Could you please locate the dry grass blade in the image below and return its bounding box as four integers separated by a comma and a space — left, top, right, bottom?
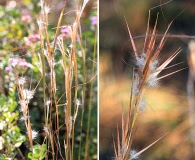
152, 21, 173, 61
125, 16, 138, 60
113, 134, 118, 159
155, 61, 185, 72
117, 124, 121, 159
130, 133, 169, 159
123, 125, 139, 160
145, 13, 159, 59
154, 48, 182, 77
157, 67, 188, 81
143, 11, 150, 52
125, 69, 135, 140
52, 2, 66, 55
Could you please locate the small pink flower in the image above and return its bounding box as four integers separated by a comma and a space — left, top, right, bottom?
9, 58, 18, 67
18, 61, 34, 69
91, 16, 97, 26
18, 61, 28, 67
5, 66, 13, 72
21, 15, 31, 22
7, 58, 34, 71
59, 26, 71, 39
28, 34, 41, 44
61, 26, 70, 34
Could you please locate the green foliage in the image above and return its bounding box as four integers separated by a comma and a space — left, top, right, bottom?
0, 94, 26, 157
0, 6, 25, 51
27, 144, 46, 160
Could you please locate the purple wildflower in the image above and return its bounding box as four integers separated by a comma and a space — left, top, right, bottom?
27, 34, 41, 45
61, 26, 70, 34
59, 26, 71, 39
5, 66, 13, 72
91, 16, 97, 26
18, 61, 33, 68
9, 58, 19, 67
6, 58, 34, 72
21, 15, 31, 22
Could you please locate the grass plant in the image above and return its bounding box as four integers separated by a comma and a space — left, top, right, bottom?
1, 0, 97, 159
113, 8, 186, 160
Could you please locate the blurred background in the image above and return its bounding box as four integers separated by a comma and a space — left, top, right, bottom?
99, 0, 195, 159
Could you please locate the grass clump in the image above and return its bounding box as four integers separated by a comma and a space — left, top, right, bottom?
1, 0, 97, 159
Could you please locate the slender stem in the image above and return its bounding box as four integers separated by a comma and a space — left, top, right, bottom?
78, 38, 87, 160
84, 29, 97, 160
17, 147, 25, 160
71, 14, 80, 160
78, 106, 85, 160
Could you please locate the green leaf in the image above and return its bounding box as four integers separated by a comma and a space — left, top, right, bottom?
28, 144, 46, 160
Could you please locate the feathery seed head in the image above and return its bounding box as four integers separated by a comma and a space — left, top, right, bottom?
132, 78, 139, 95
140, 98, 146, 112
19, 116, 25, 121
147, 74, 158, 87
19, 99, 27, 106
149, 59, 159, 72
129, 150, 139, 160
20, 115, 30, 121
31, 130, 39, 140
19, 100, 28, 112
43, 127, 49, 134
39, 0, 44, 8
76, 99, 82, 107
44, 5, 51, 14
37, 19, 46, 30
18, 77, 26, 86
120, 146, 127, 157
136, 53, 146, 69
22, 89, 34, 101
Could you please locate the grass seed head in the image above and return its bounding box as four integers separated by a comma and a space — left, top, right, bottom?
129, 149, 139, 160
136, 53, 146, 69
140, 98, 146, 112
22, 89, 34, 101
149, 59, 159, 72
31, 130, 39, 140
18, 77, 26, 86
147, 74, 158, 87
132, 79, 139, 95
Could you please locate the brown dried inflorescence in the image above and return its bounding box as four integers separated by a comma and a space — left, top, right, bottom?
113, 12, 186, 160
